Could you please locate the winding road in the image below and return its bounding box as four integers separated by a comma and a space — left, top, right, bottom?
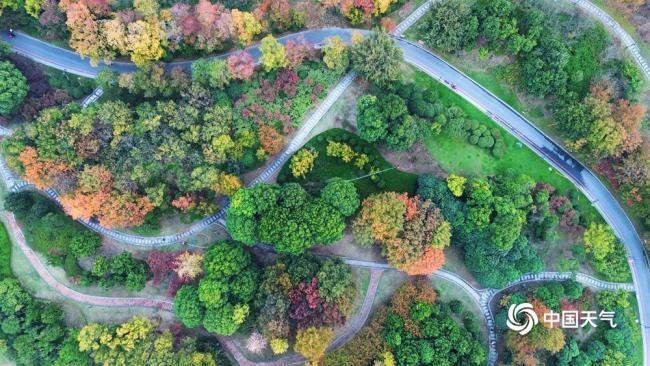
2, 207, 635, 366
1, 0, 649, 364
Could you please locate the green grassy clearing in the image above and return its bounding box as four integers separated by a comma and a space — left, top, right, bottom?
411, 69, 598, 219
2, 214, 175, 328
373, 270, 408, 309
279, 128, 418, 198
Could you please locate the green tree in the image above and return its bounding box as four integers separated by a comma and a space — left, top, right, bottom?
203, 304, 240, 335
68, 231, 101, 257
177, 241, 258, 335
597, 290, 630, 310
227, 214, 257, 245
320, 178, 360, 217
198, 276, 229, 308
356, 95, 387, 142
278, 183, 310, 209
520, 32, 569, 97
204, 241, 252, 277
0, 61, 28, 115
260, 35, 288, 71
467, 179, 494, 228
583, 223, 616, 261
489, 197, 526, 251
350, 31, 403, 87
317, 258, 353, 302
386, 114, 420, 150
472, 0, 518, 50
54, 331, 92, 366
0, 0, 22, 16
191, 59, 231, 89
418, 0, 478, 52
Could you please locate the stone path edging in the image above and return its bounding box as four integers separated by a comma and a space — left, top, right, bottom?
2, 206, 635, 366
570, 0, 650, 80
2, 211, 173, 311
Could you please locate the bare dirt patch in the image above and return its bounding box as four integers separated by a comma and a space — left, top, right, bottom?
443, 246, 481, 288
379, 142, 447, 176
313, 230, 384, 262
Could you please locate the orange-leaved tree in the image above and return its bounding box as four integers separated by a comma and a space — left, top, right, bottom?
18, 147, 71, 190
353, 192, 451, 275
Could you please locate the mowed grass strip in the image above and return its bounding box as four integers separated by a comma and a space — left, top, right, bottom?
411, 69, 598, 218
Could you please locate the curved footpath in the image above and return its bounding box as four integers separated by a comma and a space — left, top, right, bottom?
3, 207, 634, 366
570, 0, 650, 80
3, 205, 384, 366
1, 0, 649, 363
2, 211, 173, 311
399, 40, 650, 363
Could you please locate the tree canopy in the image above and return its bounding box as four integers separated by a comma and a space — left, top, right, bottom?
0, 60, 28, 115
351, 31, 403, 87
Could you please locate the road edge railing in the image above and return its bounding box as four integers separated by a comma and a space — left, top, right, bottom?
570, 0, 650, 80
2, 206, 636, 366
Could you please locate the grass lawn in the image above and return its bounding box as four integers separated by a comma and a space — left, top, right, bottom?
279, 128, 418, 198
1, 214, 177, 328
411, 69, 599, 219
0, 222, 12, 280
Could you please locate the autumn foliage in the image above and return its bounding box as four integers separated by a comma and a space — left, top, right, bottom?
353, 192, 451, 275
18, 147, 70, 190
227, 51, 256, 80
401, 247, 445, 276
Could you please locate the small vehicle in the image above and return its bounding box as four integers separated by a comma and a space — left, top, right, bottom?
451, 83, 458, 90
8, 29, 15, 38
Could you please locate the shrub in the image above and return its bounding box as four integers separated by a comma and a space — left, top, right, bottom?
63, 255, 82, 277
478, 136, 495, 148
449, 299, 464, 314
270, 338, 289, 354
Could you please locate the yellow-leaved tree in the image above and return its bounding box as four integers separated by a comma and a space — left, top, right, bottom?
294, 326, 335, 364
232, 9, 262, 45
259, 35, 288, 71
126, 17, 165, 66
289, 148, 318, 178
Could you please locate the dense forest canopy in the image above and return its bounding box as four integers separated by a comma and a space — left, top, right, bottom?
3, 48, 343, 227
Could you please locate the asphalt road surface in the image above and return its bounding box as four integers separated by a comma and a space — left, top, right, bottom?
2, 27, 649, 363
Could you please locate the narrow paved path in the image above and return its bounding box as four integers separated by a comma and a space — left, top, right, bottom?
218, 268, 383, 366
0, 72, 359, 246
2, 211, 173, 311
6, 207, 635, 366
1, 0, 649, 363
2, 199, 635, 365
570, 0, 650, 79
